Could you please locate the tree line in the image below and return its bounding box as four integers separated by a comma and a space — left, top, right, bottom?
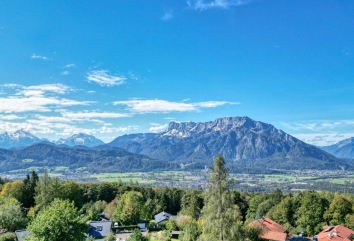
0, 155, 354, 240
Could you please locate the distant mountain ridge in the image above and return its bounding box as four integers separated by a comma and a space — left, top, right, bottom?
109, 116, 348, 170
55, 133, 104, 147
0, 130, 47, 149
0, 131, 105, 149
0, 143, 178, 172
321, 137, 354, 159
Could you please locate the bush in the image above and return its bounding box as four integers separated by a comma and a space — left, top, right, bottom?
0, 232, 16, 241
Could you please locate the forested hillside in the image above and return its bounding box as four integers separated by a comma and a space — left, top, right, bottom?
1, 156, 354, 240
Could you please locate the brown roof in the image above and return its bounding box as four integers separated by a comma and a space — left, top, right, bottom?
250, 217, 287, 241
317, 225, 354, 241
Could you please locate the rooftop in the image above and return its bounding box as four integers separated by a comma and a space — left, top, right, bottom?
316, 225, 354, 241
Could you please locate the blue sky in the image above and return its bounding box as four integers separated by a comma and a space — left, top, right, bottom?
0, 0, 353, 145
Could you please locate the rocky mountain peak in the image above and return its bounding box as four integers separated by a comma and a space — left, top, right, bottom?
55, 133, 104, 147
109, 116, 341, 170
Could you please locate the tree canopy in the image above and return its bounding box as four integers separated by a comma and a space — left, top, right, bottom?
26, 199, 88, 241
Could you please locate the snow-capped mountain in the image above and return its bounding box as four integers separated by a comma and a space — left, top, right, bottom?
55, 133, 104, 147
0, 130, 46, 149
109, 117, 345, 170
321, 137, 354, 159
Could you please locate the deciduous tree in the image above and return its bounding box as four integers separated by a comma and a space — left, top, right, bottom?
112, 191, 143, 225
324, 194, 353, 225
27, 199, 88, 241
0, 198, 26, 232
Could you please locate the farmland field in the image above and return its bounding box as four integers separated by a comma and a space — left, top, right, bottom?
1, 168, 354, 193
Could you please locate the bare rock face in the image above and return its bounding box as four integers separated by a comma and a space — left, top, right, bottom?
110, 117, 346, 170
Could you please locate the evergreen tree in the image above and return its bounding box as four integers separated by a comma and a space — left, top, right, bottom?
34, 169, 63, 212
198, 155, 243, 241
180, 190, 203, 219
22, 171, 39, 209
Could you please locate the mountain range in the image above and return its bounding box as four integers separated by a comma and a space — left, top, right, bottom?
109, 117, 349, 170
0, 117, 353, 172
55, 133, 104, 147
0, 131, 104, 149
320, 137, 354, 159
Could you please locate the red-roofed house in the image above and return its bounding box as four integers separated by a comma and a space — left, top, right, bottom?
315, 225, 354, 241
250, 217, 288, 241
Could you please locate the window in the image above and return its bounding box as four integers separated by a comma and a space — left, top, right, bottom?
96, 226, 103, 231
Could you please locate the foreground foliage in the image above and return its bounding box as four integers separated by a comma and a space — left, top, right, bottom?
26, 199, 88, 241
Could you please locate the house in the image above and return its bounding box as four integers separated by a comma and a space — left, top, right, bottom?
137, 219, 149, 231
250, 217, 287, 241
314, 225, 354, 241
154, 211, 172, 226
88, 221, 112, 240
15, 230, 30, 241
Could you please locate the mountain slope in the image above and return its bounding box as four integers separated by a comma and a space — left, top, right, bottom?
0, 130, 46, 149
321, 137, 354, 159
0, 143, 179, 172
109, 117, 347, 170
55, 133, 104, 147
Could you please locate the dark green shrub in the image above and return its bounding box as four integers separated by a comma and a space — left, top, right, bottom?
0, 232, 16, 241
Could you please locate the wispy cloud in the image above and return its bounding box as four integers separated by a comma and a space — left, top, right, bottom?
0, 84, 88, 113
292, 133, 354, 146
280, 119, 354, 145
87, 70, 127, 87
113, 99, 237, 113
0, 116, 137, 140
280, 120, 354, 133
149, 123, 168, 133
60, 111, 129, 120
61, 71, 70, 76
161, 10, 173, 21
31, 54, 50, 60
342, 47, 352, 56
187, 0, 251, 10
0, 114, 24, 121
65, 64, 75, 68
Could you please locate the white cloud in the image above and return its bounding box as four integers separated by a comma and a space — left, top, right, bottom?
293, 133, 354, 146
0, 84, 88, 113
280, 120, 354, 133
87, 70, 127, 87
60, 111, 129, 120
61, 71, 70, 76
149, 123, 168, 133
31, 54, 50, 60
0, 114, 24, 121
0, 96, 88, 113
113, 99, 236, 113
161, 10, 173, 21
187, 0, 251, 10
21, 84, 70, 96
65, 64, 75, 68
